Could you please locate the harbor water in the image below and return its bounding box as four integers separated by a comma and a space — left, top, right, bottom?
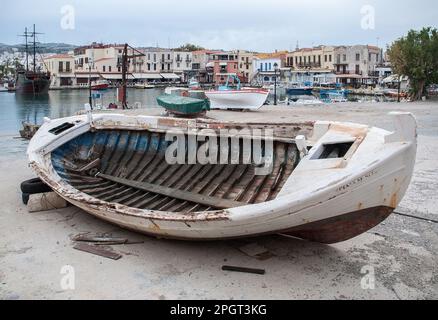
0, 88, 166, 136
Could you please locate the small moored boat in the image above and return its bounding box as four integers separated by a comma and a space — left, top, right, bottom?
27, 111, 416, 244
91, 80, 110, 91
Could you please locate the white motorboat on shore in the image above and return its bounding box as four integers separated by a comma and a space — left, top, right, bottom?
205, 75, 269, 110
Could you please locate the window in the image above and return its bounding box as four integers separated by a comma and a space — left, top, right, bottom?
58, 61, 64, 72
329, 55, 332, 62
103, 66, 106, 72
109, 66, 111, 72
268, 63, 271, 70
356, 53, 360, 61
147, 63, 150, 71
85, 57, 89, 64
343, 54, 347, 62
153, 54, 156, 62
118, 67, 121, 72
154, 64, 156, 71
355, 64, 360, 74
324, 55, 327, 62
177, 63, 180, 68
66, 61, 71, 72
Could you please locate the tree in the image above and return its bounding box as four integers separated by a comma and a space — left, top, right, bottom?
176, 43, 205, 52
388, 27, 438, 100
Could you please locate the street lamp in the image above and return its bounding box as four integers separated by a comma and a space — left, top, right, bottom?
273, 62, 279, 106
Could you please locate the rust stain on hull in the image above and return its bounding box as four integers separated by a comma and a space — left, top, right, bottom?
281, 206, 394, 244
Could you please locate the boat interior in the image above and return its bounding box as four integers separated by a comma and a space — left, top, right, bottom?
51, 129, 302, 213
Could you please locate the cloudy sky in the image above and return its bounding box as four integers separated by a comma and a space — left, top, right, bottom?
1, 0, 437, 51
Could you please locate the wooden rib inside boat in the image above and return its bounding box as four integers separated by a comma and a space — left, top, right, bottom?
51, 130, 300, 213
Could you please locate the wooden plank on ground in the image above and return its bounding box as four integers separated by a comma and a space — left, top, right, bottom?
73, 243, 122, 260
97, 173, 245, 209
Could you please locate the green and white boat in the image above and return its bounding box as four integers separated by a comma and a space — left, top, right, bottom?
157, 94, 210, 116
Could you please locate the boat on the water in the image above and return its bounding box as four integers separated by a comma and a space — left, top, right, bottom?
91, 79, 110, 91
188, 78, 201, 90
27, 111, 416, 244
134, 82, 155, 89
286, 82, 314, 96
205, 74, 268, 110
383, 89, 408, 99
15, 25, 51, 95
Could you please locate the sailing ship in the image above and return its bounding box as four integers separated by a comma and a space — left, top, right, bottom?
15, 25, 50, 95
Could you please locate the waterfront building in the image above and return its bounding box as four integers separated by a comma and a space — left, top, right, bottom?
207, 51, 239, 85
191, 49, 222, 83
286, 46, 335, 71
73, 43, 126, 86
172, 50, 192, 81
252, 51, 287, 85
44, 54, 75, 88
236, 50, 256, 84
333, 45, 381, 86
138, 47, 183, 82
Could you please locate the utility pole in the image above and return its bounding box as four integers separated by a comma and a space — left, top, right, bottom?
88, 63, 93, 109
121, 43, 128, 109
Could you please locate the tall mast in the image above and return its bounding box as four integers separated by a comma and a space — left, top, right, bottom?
25, 27, 29, 71
33, 24, 36, 73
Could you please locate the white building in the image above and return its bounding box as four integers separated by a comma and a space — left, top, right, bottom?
252, 56, 282, 84
44, 54, 75, 88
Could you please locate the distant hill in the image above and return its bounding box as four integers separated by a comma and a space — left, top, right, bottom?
0, 42, 77, 54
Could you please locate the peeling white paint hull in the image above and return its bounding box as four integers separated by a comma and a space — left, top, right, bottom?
27, 112, 417, 243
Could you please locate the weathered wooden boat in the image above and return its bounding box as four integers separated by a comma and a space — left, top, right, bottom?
27, 111, 417, 244
157, 94, 210, 116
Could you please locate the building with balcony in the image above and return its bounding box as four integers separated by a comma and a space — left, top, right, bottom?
44, 54, 75, 88
191, 50, 222, 83
172, 51, 192, 81
286, 46, 335, 71
236, 50, 256, 84
206, 51, 239, 85
333, 45, 381, 86
252, 51, 287, 85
